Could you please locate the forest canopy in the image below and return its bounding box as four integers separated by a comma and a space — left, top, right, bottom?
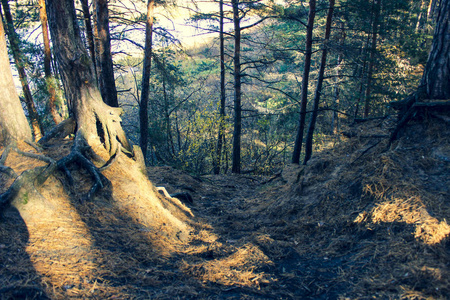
0, 0, 446, 174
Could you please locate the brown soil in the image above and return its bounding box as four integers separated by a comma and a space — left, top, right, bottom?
1, 116, 449, 299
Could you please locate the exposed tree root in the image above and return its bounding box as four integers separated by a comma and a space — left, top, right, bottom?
38, 117, 76, 145
0, 143, 56, 211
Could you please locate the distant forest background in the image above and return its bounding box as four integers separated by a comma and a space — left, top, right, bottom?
2, 0, 436, 174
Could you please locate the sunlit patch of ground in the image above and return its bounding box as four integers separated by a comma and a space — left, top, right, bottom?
1, 116, 449, 299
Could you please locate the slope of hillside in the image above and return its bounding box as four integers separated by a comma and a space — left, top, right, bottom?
1, 114, 449, 299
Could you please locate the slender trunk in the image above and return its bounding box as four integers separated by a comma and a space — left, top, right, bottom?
231, 0, 242, 174
291, 0, 316, 164
214, 0, 226, 174
1, 0, 44, 140
304, 0, 334, 165
39, 0, 62, 125
0, 17, 31, 143
95, 0, 118, 107
139, 0, 154, 162
363, 0, 381, 118
331, 22, 345, 135
80, 0, 98, 83
162, 74, 175, 156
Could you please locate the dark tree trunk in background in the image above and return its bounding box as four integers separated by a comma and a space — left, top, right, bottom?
420, 0, 450, 100
95, 0, 118, 107
214, 0, 226, 175
0, 17, 31, 144
80, 0, 98, 83
1, 0, 44, 140
139, 0, 155, 162
39, 0, 63, 125
363, 0, 381, 118
231, 0, 242, 174
304, 0, 334, 165
291, 0, 316, 164
331, 22, 345, 135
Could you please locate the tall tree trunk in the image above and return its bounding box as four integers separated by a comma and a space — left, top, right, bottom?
331, 22, 345, 135
304, 0, 334, 165
291, 0, 316, 164
95, 0, 118, 107
214, 0, 226, 175
139, 0, 155, 163
363, 0, 381, 118
46, 0, 130, 157
231, 0, 242, 174
139, 0, 155, 162
420, 0, 450, 99
0, 17, 31, 144
80, 0, 98, 83
1, 0, 44, 140
39, 0, 63, 125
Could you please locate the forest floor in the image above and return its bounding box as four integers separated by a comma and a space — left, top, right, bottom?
1, 114, 450, 299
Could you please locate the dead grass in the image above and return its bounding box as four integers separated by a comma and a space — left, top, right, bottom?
1, 115, 449, 299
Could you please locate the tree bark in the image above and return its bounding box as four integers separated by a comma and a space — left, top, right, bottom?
1, 0, 44, 140
39, 0, 63, 125
95, 0, 118, 107
80, 0, 98, 83
0, 17, 31, 144
304, 0, 334, 165
139, 0, 155, 162
291, 0, 316, 164
420, 0, 450, 99
231, 0, 242, 174
214, 0, 226, 175
46, 0, 130, 158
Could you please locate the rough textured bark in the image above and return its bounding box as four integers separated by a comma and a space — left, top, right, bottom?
420, 0, 450, 99
80, 0, 98, 83
291, 0, 316, 164
139, 0, 155, 162
214, 0, 226, 175
0, 17, 32, 144
39, 0, 63, 125
46, 0, 130, 158
95, 0, 118, 107
304, 0, 334, 165
231, 0, 242, 174
1, 0, 44, 140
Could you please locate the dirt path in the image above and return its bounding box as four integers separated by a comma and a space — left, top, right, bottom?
147, 168, 348, 299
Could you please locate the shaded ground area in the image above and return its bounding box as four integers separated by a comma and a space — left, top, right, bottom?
1, 115, 450, 299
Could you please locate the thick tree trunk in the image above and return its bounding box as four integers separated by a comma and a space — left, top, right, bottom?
304, 0, 334, 165
291, 0, 316, 164
1, 0, 44, 140
80, 0, 98, 83
0, 17, 31, 144
39, 0, 63, 125
231, 0, 242, 174
46, 0, 130, 158
139, 0, 155, 162
95, 0, 118, 107
420, 0, 450, 99
214, 0, 226, 175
